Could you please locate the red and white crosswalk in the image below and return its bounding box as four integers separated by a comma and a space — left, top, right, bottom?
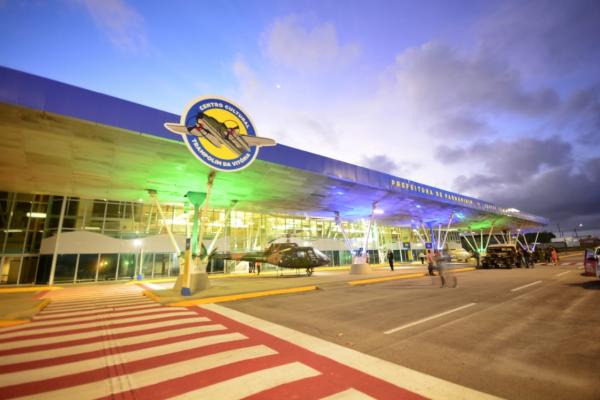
0, 284, 497, 399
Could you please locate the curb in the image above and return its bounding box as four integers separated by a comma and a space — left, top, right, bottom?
0, 286, 62, 294
0, 319, 29, 328
168, 285, 319, 307
348, 272, 428, 286
0, 298, 51, 328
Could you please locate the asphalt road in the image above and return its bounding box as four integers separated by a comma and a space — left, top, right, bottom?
225, 259, 600, 400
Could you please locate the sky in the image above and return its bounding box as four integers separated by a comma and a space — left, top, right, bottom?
0, 0, 599, 236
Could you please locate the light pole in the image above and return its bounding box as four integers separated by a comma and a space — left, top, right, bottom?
574, 223, 583, 239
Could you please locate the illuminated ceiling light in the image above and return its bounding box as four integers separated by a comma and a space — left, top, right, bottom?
415, 205, 421, 209
4, 229, 23, 233
133, 239, 142, 247
373, 209, 384, 215
84, 226, 100, 230
507, 208, 520, 213
26, 212, 47, 218
455, 212, 465, 220
138, 198, 143, 202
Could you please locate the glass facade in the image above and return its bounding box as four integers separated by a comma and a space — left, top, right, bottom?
0, 191, 459, 285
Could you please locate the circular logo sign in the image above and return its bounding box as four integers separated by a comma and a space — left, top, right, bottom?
166, 96, 275, 172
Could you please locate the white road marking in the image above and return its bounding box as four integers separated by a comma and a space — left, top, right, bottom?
0, 324, 227, 366
554, 271, 570, 278
1, 317, 209, 350
172, 362, 320, 400
205, 304, 501, 400
321, 388, 376, 399
22, 345, 278, 400
33, 304, 163, 320
0, 332, 247, 386
384, 303, 477, 335
510, 280, 542, 292
0, 310, 197, 338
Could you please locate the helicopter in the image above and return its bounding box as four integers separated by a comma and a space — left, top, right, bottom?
211, 240, 331, 276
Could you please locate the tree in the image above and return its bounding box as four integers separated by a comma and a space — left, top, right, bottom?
524, 231, 555, 244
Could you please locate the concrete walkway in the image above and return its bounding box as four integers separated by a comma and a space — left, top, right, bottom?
143, 263, 476, 306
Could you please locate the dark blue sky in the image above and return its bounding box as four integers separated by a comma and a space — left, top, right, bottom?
0, 0, 599, 234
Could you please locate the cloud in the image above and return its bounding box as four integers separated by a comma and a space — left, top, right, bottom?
478, 0, 600, 75
392, 42, 560, 118
76, 0, 148, 53
477, 159, 600, 232
439, 136, 573, 188
563, 84, 600, 145
262, 15, 360, 72
360, 155, 420, 176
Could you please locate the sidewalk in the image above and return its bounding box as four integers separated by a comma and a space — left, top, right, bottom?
143, 263, 476, 307
0, 289, 55, 327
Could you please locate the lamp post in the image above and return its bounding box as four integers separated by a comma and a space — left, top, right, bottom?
574, 223, 583, 239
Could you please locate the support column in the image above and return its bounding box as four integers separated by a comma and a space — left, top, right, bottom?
49, 196, 67, 286
148, 189, 181, 254
532, 230, 540, 251
204, 200, 238, 261
484, 222, 496, 252
440, 213, 454, 250
334, 212, 354, 255
349, 204, 377, 274
462, 232, 478, 254
176, 171, 215, 296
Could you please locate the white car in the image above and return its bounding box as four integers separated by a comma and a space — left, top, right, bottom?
448, 248, 473, 263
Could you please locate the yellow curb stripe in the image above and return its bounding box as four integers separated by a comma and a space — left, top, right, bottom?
36, 298, 51, 313
0, 286, 62, 293
169, 286, 318, 307
348, 273, 427, 286
0, 320, 29, 327
143, 290, 162, 303
126, 278, 177, 285
452, 267, 477, 273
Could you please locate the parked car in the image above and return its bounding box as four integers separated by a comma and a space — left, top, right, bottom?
481, 244, 518, 269
448, 248, 473, 262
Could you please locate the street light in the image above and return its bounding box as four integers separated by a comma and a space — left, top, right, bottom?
574, 223, 583, 239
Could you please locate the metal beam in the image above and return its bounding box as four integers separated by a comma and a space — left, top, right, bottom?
148, 190, 181, 254
204, 200, 238, 261
334, 211, 354, 254
440, 213, 454, 250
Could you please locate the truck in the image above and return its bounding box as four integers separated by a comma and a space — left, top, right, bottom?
481, 244, 519, 269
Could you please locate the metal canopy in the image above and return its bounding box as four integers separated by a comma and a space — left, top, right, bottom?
0, 66, 548, 231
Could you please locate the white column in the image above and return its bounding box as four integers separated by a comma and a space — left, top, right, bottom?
48, 196, 67, 286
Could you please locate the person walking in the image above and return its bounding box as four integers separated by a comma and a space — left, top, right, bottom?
256, 261, 261, 275
435, 250, 457, 288
387, 249, 394, 271
419, 252, 425, 265
551, 247, 559, 267
426, 250, 435, 276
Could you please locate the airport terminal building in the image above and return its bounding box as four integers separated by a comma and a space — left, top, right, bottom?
0, 66, 548, 285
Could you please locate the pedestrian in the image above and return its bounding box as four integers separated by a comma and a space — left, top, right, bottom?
419, 252, 425, 265
551, 247, 559, 267
249, 260, 255, 274
523, 249, 532, 268
256, 261, 261, 275
435, 250, 457, 288
387, 249, 394, 271
545, 247, 552, 264
426, 250, 435, 276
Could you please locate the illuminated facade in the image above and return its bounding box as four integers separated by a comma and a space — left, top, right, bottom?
0, 67, 546, 285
